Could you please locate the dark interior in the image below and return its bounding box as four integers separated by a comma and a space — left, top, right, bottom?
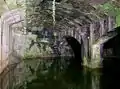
101, 27, 120, 89
65, 36, 83, 69
103, 34, 120, 58
102, 27, 120, 74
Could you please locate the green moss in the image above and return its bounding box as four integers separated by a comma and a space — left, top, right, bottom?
23, 54, 36, 60
98, 2, 120, 27
83, 56, 88, 66
116, 14, 120, 27
23, 52, 39, 60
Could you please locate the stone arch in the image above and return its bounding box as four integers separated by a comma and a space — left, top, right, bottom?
0, 9, 25, 62
61, 35, 84, 65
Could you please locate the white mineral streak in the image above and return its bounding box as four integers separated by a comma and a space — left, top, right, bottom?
52, 0, 56, 27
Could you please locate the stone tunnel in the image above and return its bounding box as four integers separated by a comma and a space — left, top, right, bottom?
0, 0, 120, 89
54, 16, 116, 68
0, 8, 117, 72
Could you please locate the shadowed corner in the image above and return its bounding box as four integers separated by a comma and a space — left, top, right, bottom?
100, 26, 120, 89
102, 26, 120, 74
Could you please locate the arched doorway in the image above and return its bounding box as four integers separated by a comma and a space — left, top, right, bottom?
64, 36, 84, 66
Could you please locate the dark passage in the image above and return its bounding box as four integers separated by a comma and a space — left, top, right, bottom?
102, 26, 120, 57
65, 36, 83, 69
101, 27, 120, 89
102, 27, 120, 73
103, 35, 120, 58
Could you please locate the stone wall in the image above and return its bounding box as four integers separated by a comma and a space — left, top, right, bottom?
0, 0, 117, 70
0, 9, 24, 73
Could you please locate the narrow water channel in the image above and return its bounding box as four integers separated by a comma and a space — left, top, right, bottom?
16, 57, 120, 89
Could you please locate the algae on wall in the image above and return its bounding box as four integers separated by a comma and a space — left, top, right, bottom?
95, 1, 120, 27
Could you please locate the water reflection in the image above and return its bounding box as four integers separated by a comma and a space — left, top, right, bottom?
100, 70, 120, 89
17, 57, 120, 89
101, 58, 120, 89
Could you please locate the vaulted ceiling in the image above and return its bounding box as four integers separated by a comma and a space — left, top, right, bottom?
0, 0, 111, 30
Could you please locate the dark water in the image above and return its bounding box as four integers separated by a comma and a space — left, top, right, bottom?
20, 57, 120, 89
21, 27, 120, 89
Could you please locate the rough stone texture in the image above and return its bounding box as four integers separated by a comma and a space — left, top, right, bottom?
0, 0, 117, 74
91, 44, 101, 68
0, 9, 24, 75
25, 0, 109, 31
0, 8, 116, 69
12, 31, 38, 57
0, 0, 119, 89
89, 31, 117, 68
